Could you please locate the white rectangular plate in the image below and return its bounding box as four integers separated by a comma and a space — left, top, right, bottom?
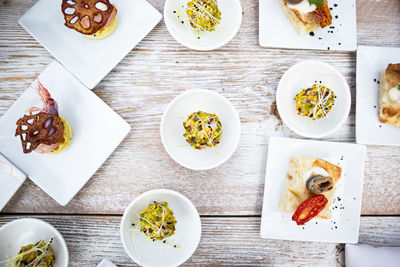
0, 154, 26, 211
259, 0, 357, 51
260, 137, 366, 243
356, 46, 400, 146
0, 61, 131, 206
19, 0, 162, 89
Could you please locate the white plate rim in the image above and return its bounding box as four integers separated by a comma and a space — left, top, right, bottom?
120, 189, 202, 267
160, 89, 241, 170
163, 0, 243, 51
0, 218, 69, 267
276, 60, 351, 138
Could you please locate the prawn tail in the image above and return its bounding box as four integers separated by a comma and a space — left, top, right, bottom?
32, 78, 51, 104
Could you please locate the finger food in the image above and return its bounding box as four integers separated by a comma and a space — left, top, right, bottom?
183, 111, 223, 149
295, 83, 336, 120
61, 0, 118, 39
279, 0, 332, 35
186, 0, 221, 32
14, 80, 72, 154
136, 202, 177, 241
280, 156, 342, 222
6, 239, 55, 267
378, 63, 400, 127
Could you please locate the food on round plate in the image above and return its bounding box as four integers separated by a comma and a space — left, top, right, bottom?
6, 239, 55, 267
137, 202, 177, 241
378, 63, 400, 127
183, 111, 223, 150
186, 0, 221, 32
280, 156, 342, 224
279, 0, 332, 35
61, 0, 118, 39
295, 83, 336, 120
14, 80, 72, 154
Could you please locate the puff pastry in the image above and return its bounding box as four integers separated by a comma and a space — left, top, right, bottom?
378, 63, 400, 127
279, 0, 332, 35
280, 156, 342, 219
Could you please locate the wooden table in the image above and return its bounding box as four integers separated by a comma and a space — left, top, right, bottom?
1, 0, 400, 265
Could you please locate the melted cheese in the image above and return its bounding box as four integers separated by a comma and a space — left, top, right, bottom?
302, 167, 329, 184
388, 86, 400, 102
287, 0, 317, 14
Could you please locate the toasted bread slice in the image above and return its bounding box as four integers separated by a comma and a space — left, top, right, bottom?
378, 64, 400, 127
279, 0, 332, 35
280, 156, 342, 219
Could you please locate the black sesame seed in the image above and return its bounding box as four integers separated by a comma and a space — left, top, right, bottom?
327, 47, 330, 50
334, 4, 338, 7
335, 15, 338, 19
309, 31, 315, 36
173, 10, 176, 13
174, 245, 177, 248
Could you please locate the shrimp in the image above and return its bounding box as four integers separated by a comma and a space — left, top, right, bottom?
27, 79, 61, 154
26, 79, 59, 116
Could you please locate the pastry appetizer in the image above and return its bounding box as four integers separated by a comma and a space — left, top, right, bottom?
186, 0, 221, 32
6, 239, 55, 267
15, 80, 72, 154
378, 63, 400, 127
280, 156, 342, 225
136, 202, 177, 241
61, 0, 118, 39
295, 83, 336, 120
183, 111, 223, 149
279, 0, 332, 35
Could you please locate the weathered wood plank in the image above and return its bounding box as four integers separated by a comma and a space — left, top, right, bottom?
1, 0, 400, 215
0, 215, 399, 266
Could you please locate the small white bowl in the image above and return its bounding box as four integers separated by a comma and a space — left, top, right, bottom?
160, 90, 241, 170
164, 0, 242, 50
276, 61, 351, 138
120, 189, 201, 267
0, 218, 69, 267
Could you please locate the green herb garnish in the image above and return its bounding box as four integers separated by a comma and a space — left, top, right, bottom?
397, 84, 400, 91
308, 0, 324, 7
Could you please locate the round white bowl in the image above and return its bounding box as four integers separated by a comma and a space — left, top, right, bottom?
0, 218, 69, 267
160, 89, 241, 170
164, 0, 242, 50
276, 61, 351, 138
120, 189, 201, 267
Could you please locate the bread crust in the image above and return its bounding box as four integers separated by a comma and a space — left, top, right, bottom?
378, 64, 400, 127
279, 0, 332, 35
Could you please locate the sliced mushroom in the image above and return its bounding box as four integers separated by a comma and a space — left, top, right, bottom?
285, 0, 303, 4
306, 175, 334, 194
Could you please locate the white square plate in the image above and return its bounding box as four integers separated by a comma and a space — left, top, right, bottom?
259, 0, 357, 51
19, 0, 162, 89
356, 46, 400, 146
97, 259, 117, 267
0, 61, 130, 206
260, 137, 366, 243
0, 154, 26, 211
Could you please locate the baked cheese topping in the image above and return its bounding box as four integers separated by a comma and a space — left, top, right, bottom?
302, 167, 329, 183
389, 86, 400, 102
287, 0, 317, 14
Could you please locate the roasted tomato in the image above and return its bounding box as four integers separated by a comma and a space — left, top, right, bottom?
292, 194, 328, 225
